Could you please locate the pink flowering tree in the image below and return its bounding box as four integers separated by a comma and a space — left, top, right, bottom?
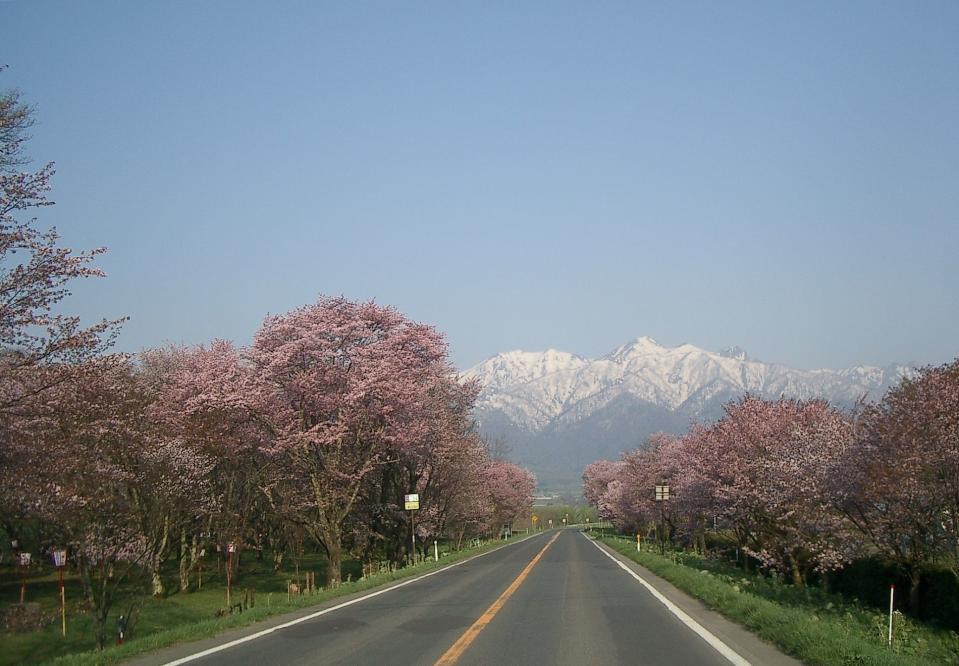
691, 398, 856, 584
1, 79, 125, 557
582, 459, 621, 508
10, 356, 211, 649
147, 341, 274, 587
583, 398, 858, 584
248, 296, 448, 586
0, 79, 123, 420
393, 376, 486, 560
839, 358, 959, 612
484, 459, 536, 534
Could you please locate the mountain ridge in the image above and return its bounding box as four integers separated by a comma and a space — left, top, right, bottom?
462, 338, 913, 493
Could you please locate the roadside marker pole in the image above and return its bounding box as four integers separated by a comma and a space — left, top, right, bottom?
888, 585, 895, 647
52, 549, 67, 636
434, 540, 439, 562
226, 543, 235, 609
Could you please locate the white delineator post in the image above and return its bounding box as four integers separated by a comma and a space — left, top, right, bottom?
434, 540, 438, 562
888, 584, 895, 647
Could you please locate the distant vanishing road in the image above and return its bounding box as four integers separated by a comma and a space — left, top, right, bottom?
137, 530, 799, 666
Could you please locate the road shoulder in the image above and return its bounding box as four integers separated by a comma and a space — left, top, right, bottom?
588, 533, 803, 666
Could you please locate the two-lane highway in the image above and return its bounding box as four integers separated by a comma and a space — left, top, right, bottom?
144, 530, 777, 666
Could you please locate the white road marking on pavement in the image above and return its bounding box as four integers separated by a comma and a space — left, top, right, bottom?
586, 534, 752, 666
162, 532, 548, 666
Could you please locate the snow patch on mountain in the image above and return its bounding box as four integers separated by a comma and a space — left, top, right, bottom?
461, 338, 913, 433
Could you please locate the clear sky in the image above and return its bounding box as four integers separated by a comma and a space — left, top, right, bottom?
3, 1, 957, 371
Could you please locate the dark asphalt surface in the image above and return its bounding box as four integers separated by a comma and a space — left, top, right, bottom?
157, 529, 738, 666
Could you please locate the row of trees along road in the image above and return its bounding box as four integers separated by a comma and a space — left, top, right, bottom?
0, 78, 536, 650
583, 363, 959, 619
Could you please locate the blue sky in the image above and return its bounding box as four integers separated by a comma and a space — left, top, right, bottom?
3, 1, 957, 370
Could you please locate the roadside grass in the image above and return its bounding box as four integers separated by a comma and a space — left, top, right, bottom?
1, 531, 540, 666
595, 534, 959, 666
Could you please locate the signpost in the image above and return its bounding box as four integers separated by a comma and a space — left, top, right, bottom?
226, 542, 236, 608
532, 515, 539, 532
405, 494, 419, 565
53, 549, 67, 636
17, 552, 31, 603
655, 484, 670, 555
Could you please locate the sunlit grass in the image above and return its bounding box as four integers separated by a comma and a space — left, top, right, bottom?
0, 532, 539, 666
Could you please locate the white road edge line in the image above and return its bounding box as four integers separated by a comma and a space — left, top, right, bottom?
585, 534, 752, 666
162, 532, 547, 666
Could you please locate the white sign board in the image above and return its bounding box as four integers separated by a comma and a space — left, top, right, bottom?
404, 493, 420, 510
52, 550, 67, 567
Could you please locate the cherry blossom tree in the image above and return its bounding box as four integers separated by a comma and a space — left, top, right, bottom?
9, 355, 211, 649
839, 358, 959, 612
248, 296, 449, 586
147, 341, 272, 588
582, 459, 621, 508
0, 78, 123, 420
583, 398, 858, 585
484, 459, 536, 533
378, 375, 485, 563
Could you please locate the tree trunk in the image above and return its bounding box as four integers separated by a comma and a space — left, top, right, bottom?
908, 567, 922, 616
188, 534, 200, 583
273, 550, 284, 572
179, 530, 190, 592
324, 536, 341, 587
90, 561, 111, 650
151, 514, 171, 597
790, 555, 804, 588
94, 606, 108, 650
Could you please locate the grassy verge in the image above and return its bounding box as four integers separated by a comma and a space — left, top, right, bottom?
2, 532, 541, 666
595, 535, 959, 666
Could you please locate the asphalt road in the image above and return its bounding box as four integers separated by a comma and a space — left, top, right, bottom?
147, 529, 774, 666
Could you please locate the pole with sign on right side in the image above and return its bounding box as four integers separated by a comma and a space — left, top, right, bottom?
655, 484, 670, 555
53, 549, 67, 636
405, 493, 420, 565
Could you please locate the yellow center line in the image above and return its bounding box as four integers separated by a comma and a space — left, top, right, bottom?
433, 531, 561, 666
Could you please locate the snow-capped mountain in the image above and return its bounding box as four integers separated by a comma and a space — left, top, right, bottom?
462, 337, 913, 494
